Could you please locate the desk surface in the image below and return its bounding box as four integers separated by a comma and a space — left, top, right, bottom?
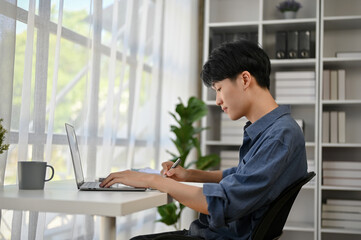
0, 180, 170, 217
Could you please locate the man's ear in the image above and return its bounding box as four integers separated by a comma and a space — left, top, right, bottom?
240, 71, 252, 89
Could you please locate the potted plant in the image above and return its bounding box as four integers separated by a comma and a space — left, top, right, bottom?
276, 0, 302, 19
157, 97, 220, 229
0, 118, 9, 155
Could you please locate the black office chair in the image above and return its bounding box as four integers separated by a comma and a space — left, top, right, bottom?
150, 172, 315, 240
252, 171, 316, 240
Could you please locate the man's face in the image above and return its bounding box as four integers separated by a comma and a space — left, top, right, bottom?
212, 76, 245, 121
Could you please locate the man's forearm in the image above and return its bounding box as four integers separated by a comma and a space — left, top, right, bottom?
150, 174, 209, 214
186, 169, 223, 183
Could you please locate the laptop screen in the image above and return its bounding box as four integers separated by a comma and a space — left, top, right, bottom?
65, 123, 85, 188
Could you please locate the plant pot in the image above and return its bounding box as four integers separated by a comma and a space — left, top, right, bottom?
283, 11, 297, 19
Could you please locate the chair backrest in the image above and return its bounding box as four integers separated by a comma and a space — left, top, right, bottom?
252, 172, 316, 240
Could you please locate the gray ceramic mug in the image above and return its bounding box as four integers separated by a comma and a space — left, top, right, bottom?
18, 161, 55, 190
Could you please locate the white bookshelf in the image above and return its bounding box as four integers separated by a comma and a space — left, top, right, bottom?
319, 0, 361, 239
201, 0, 361, 239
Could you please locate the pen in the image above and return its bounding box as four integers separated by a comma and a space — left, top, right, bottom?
170, 158, 181, 169
164, 158, 181, 177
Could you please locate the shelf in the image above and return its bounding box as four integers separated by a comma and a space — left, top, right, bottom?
322, 143, 361, 148
208, 21, 259, 28
208, 23, 259, 34
322, 100, 361, 105
303, 184, 316, 190
322, 57, 361, 68
203, 1, 361, 239
284, 221, 315, 232
321, 186, 361, 191
271, 58, 317, 67
321, 227, 361, 235
262, 18, 317, 32
323, 16, 361, 30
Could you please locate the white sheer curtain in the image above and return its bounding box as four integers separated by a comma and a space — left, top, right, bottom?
0, 0, 200, 239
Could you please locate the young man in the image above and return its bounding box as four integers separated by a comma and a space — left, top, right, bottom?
100, 39, 308, 239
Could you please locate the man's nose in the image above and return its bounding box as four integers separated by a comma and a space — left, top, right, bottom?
215, 94, 222, 106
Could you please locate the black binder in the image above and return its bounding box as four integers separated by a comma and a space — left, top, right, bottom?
298, 30, 311, 58
211, 32, 223, 51
275, 31, 287, 59
249, 32, 258, 44
287, 31, 298, 59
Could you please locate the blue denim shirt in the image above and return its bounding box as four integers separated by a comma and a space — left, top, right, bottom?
189, 105, 307, 240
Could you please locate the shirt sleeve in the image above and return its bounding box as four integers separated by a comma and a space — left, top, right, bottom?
203, 138, 291, 228
222, 167, 237, 178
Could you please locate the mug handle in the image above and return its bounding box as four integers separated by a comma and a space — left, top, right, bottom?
45, 165, 55, 182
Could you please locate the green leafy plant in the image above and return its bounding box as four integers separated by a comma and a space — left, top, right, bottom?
157, 97, 220, 229
276, 0, 302, 12
0, 119, 9, 154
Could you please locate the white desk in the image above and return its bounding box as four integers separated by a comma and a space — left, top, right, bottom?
0, 181, 170, 239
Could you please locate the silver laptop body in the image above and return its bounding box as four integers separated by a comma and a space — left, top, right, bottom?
65, 123, 146, 191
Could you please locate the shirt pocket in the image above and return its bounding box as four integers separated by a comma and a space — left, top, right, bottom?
239, 157, 247, 169
238, 154, 251, 173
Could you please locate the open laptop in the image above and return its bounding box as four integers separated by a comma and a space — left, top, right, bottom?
65, 123, 146, 191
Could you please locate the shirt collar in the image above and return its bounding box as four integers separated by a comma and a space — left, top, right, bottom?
244, 105, 291, 141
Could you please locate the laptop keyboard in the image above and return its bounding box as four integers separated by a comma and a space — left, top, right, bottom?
82, 182, 100, 188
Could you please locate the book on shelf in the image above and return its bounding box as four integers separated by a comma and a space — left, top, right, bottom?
322, 111, 330, 143
220, 150, 239, 170
276, 95, 315, 102
338, 69, 346, 100
276, 87, 315, 95
287, 30, 298, 59
323, 178, 361, 187
275, 31, 287, 59
220, 150, 239, 159
322, 160, 361, 187
275, 71, 316, 102
323, 169, 361, 178
322, 212, 361, 221
211, 31, 258, 51
221, 127, 244, 135
221, 136, 243, 143
322, 220, 361, 230
249, 32, 258, 45
330, 70, 338, 100
322, 204, 361, 213
220, 114, 247, 142
322, 111, 346, 143
294, 119, 304, 133
298, 30, 311, 58
323, 161, 361, 170
306, 160, 315, 185
338, 111, 346, 143
274, 30, 314, 59
225, 32, 247, 43
275, 79, 315, 88
330, 111, 338, 143
275, 71, 315, 79
326, 199, 361, 206
220, 159, 240, 170
336, 51, 361, 58
327, 69, 346, 100
308, 160, 315, 170
323, 70, 330, 100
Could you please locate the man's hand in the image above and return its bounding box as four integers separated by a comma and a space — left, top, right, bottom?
99, 170, 155, 188
161, 161, 188, 181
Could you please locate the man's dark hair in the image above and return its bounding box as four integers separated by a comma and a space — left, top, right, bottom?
201, 39, 271, 89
